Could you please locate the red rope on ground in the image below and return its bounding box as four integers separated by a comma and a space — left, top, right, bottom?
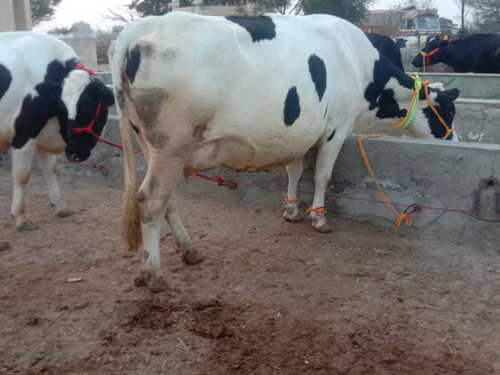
71, 131, 495, 222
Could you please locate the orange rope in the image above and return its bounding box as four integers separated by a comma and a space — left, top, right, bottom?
306, 207, 327, 215
356, 135, 413, 227
423, 82, 454, 140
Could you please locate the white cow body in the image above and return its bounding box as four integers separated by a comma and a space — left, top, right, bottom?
0, 33, 75, 152
0, 32, 114, 230
110, 12, 459, 291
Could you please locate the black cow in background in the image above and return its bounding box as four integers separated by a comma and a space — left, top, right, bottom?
412, 34, 500, 73
366, 33, 405, 71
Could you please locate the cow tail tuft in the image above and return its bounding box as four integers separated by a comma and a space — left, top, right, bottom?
120, 110, 143, 254
117, 47, 143, 254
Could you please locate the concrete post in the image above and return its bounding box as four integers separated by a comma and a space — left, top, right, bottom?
0, 0, 16, 32
0, 0, 32, 31
13, 0, 32, 30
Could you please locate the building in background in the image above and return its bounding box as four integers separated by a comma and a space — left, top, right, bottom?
0, 0, 32, 32
361, 6, 457, 39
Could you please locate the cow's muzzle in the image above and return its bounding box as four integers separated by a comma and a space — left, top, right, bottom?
65, 149, 90, 163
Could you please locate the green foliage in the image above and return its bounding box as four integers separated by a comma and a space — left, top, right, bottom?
471, 0, 500, 33
301, 0, 372, 24
128, 0, 172, 16
30, 0, 62, 25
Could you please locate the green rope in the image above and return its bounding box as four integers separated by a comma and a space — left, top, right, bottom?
399, 75, 423, 129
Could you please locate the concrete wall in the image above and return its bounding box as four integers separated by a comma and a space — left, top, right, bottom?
57, 23, 98, 71
46, 118, 500, 251
419, 73, 500, 100
13, 0, 32, 31
363, 99, 500, 144
0, 0, 31, 32
0, 0, 16, 32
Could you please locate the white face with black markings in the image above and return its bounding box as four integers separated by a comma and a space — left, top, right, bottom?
62, 70, 115, 162
62, 70, 92, 121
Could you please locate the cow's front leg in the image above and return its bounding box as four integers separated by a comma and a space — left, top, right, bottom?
310, 128, 348, 233
11, 144, 37, 231
36, 150, 73, 218
164, 191, 204, 265
283, 158, 304, 222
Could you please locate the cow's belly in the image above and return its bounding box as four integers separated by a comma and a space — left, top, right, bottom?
37, 119, 66, 153
186, 118, 325, 173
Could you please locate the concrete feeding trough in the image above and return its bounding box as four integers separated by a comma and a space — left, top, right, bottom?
61, 72, 500, 250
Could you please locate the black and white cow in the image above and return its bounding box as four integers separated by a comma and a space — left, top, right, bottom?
412, 34, 500, 73
109, 13, 460, 291
366, 33, 405, 71
0, 32, 114, 230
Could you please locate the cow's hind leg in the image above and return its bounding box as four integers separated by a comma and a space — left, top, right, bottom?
310, 128, 348, 233
136, 149, 189, 293
164, 191, 204, 265
283, 158, 304, 222
37, 150, 73, 218
11, 143, 37, 231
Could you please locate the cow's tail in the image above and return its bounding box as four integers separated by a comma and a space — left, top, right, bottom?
109, 39, 143, 254
120, 111, 143, 254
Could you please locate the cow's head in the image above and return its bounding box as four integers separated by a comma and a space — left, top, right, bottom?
412, 35, 450, 68
415, 83, 460, 140
61, 69, 115, 162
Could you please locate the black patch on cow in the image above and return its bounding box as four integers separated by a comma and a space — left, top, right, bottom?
45, 58, 78, 84
0, 64, 12, 101
308, 54, 327, 101
364, 56, 413, 120
284, 87, 300, 126
65, 79, 114, 161
130, 121, 140, 134
327, 129, 336, 142
366, 33, 405, 71
11, 82, 64, 149
226, 16, 276, 42
126, 46, 141, 84
323, 103, 329, 119
375, 89, 407, 119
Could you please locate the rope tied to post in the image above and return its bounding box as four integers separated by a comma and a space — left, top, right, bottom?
357, 135, 413, 228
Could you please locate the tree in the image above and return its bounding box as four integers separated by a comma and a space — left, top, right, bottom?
30, 0, 62, 25
301, 0, 372, 24
454, 0, 470, 34
128, 0, 172, 16
471, 0, 500, 33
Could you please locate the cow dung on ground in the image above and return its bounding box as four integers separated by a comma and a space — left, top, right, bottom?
0, 169, 499, 374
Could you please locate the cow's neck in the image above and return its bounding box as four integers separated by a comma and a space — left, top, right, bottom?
362, 58, 433, 138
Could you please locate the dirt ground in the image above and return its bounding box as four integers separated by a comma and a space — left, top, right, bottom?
1, 167, 500, 375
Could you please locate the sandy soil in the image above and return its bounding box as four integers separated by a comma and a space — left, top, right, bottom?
1, 167, 500, 375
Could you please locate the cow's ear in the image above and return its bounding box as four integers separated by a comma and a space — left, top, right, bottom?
444, 88, 460, 101
92, 79, 115, 107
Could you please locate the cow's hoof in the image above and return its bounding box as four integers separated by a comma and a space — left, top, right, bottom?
56, 209, 74, 218
122, 249, 136, 258
16, 222, 39, 232
283, 207, 303, 223
182, 249, 205, 265
148, 277, 170, 293
311, 217, 332, 233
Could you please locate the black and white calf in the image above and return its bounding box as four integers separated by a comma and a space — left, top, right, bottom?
109, 13, 460, 291
0, 32, 114, 230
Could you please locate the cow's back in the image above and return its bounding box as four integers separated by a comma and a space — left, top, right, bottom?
113, 13, 379, 167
